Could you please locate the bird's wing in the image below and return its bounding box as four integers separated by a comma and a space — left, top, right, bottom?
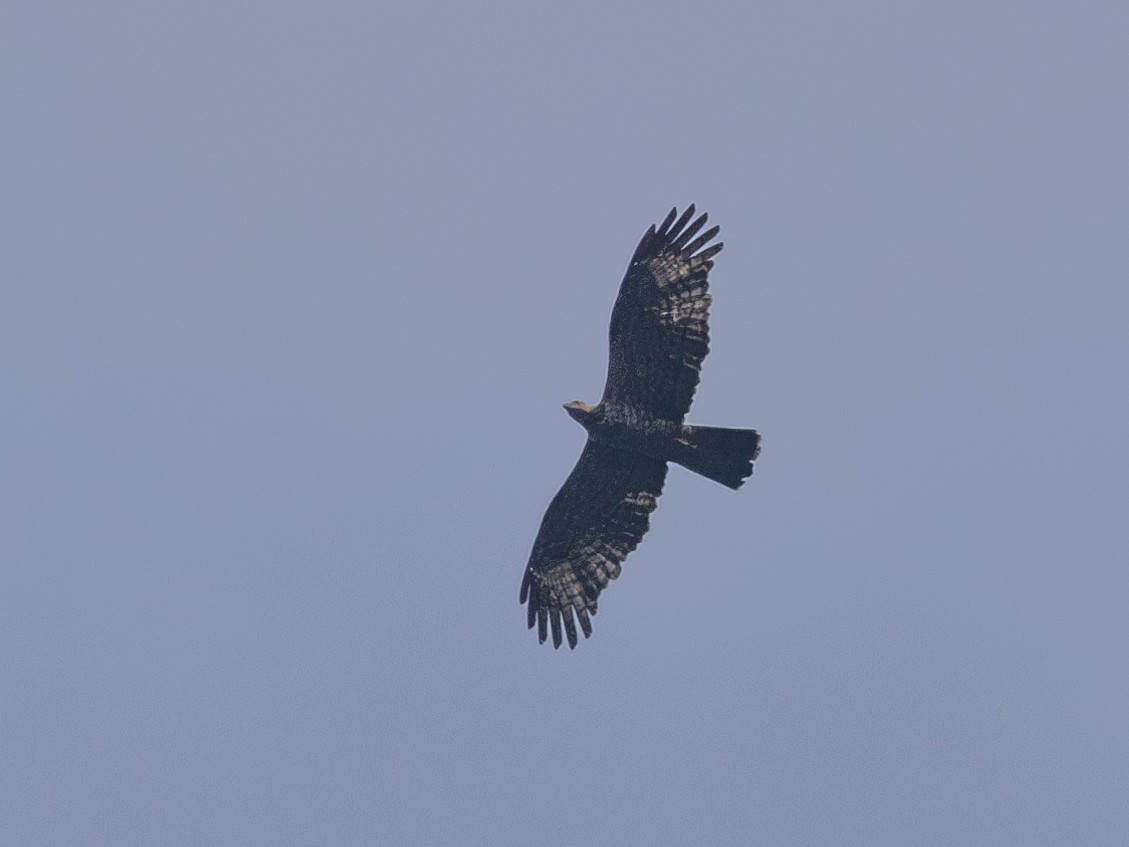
520, 440, 668, 649
600, 205, 722, 423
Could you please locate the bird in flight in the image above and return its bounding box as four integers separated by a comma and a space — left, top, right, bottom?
520, 206, 761, 649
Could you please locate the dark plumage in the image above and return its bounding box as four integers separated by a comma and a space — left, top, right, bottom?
520, 206, 761, 649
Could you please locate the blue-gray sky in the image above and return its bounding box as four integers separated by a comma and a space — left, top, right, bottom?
3, 2, 1127, 844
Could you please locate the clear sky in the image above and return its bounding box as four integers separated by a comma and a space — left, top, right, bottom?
3, 2, 1127, 844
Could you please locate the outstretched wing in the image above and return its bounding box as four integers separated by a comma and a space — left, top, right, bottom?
520, 440, 668, 649
600, 205, 723, 422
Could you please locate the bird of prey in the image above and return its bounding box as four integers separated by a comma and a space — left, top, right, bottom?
520, 205, 761, 649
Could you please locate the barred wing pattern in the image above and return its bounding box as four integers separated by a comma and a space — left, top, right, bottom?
520, 441, 668, 649
601, 205, 723, 422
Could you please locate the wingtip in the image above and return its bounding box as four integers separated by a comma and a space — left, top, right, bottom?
577, 607, 592, 639
630, 223, 658, 264
549, 607, 563, 649
669, 206, 696, 240
683, 227, 721, 259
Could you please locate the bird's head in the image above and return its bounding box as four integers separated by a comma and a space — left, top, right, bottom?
563, 400, 597, 426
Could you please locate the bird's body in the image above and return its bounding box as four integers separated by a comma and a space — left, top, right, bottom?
565, 402, 677, 459
520, 206, 761, 649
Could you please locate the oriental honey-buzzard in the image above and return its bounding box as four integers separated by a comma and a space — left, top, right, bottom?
520, 206, 761, 649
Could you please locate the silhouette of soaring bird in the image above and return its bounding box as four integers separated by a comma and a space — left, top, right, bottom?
520, 206, 761, 649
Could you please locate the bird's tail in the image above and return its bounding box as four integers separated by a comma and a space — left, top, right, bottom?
671, 425, 761, 490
